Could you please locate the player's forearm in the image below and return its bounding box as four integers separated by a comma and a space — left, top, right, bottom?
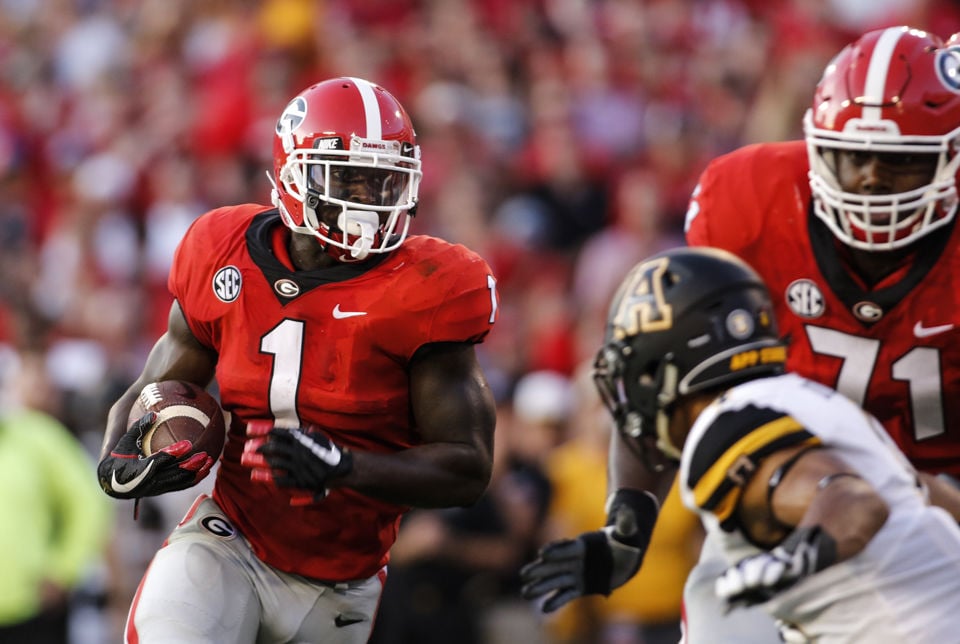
331, 442, 492, 507
100, 318, 217, 460
607, 430, 670, 500
100, 385, 145, 460
796, 476, 889, 562
100, 367, 175, 460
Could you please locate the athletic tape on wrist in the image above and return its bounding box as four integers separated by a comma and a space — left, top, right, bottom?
581, 531, 615, 595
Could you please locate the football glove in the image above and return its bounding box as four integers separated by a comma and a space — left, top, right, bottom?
98, 412, 215, 499
716, 525, 838, 607
243, 422, 353, 504
520, 489, 658, 613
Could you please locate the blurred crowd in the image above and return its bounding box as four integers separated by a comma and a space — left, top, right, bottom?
1, 0, 958, 642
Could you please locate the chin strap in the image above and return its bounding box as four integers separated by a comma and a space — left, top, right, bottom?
655, 362, 683, 460
267, 171, 303, 234
266, 171, 284, 214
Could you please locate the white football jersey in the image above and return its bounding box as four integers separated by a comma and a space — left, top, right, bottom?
679, 373, 960, 642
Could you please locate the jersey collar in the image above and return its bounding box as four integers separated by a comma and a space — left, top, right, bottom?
807, 205, 951, 325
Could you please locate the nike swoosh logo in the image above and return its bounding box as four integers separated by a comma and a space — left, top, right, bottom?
334, 614, 365, 628
290, 429, 341, 466
913, 321, 954, 338
332, 304, 367, 319
111, 460, 155, 494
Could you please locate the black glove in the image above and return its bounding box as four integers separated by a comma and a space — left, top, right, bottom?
98, 412, 215, 499
715, 525, 838, 607
243, 422, 353, 503
520, 489, 658, 612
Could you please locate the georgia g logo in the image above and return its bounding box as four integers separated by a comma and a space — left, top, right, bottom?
213, 266, 242, 303
936, 46, 960, 94
277, 96, 308, 135
201, 516, 236, 539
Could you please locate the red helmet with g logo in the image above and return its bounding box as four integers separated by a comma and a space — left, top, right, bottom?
804, 27, 960, 250
269, 77, 422, 261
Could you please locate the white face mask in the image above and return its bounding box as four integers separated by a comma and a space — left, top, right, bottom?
271, 133, 421, 260
804, 111, 960, 252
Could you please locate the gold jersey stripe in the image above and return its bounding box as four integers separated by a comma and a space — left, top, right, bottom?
692, 415, 821, 519
708, 433, 821, 526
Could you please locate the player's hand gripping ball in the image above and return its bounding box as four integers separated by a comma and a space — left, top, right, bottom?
129, 380, 226, 457
98, 381, 226, 499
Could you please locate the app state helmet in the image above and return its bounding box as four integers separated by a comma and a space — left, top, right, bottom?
593, 247, 785, 462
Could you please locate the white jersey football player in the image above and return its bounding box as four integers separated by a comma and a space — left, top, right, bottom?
522, 247, 960, 643
683, 374, 960, 642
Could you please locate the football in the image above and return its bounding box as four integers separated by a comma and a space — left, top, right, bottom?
129, 380, 226, 458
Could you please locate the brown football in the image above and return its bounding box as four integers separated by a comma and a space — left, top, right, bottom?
128, 380, 226, 458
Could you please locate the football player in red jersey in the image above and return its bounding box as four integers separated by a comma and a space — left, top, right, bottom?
681, 25, 960, 643
686, 26, 960, 478
522, 26, 960, 643
96, 77, 500, 643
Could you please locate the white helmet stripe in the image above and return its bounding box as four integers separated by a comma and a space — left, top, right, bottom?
348, 77, 382, 139
862, 27, 904, 122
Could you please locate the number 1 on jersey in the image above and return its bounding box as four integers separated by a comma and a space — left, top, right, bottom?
260, 319, 304, 427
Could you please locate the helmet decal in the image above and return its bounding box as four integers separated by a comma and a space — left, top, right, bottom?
726, 309, 755, 340
935, 46, 960, 93
314, 137, 345, 151
348, 76, 383, 139
728, 345, 787, 373
277, 96, 308, 135
858, 27, 903, 120
610, 257, 673, 340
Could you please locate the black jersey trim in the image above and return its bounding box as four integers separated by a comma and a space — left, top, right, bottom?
807, 206, 951, 326
245, 210, 388, 305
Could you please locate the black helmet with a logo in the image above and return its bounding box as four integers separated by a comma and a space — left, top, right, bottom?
593, 246, 786, 463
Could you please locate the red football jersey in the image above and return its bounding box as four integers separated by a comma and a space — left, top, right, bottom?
168, 205, 499, 580
686, 140, 960, 476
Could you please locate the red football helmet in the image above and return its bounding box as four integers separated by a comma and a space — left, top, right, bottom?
804, 27, 960, 250
269, 78, 422, 262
